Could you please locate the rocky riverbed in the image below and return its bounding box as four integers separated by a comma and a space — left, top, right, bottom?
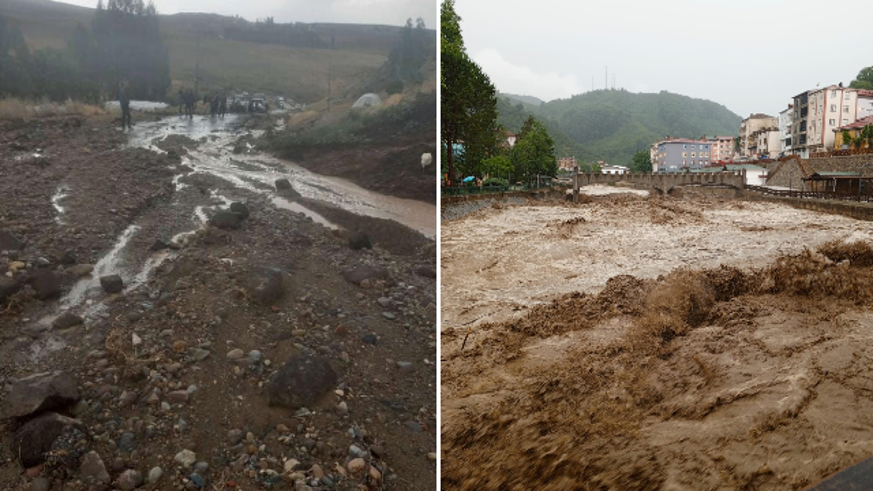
0, 114, 436, 490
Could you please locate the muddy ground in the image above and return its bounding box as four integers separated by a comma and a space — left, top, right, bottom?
0, 113, 436, 490
441, 192, 873, 490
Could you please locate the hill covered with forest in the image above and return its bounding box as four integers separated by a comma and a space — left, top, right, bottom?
497, 89, 741, 166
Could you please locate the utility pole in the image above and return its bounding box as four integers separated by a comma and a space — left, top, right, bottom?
194, 32, 201, 95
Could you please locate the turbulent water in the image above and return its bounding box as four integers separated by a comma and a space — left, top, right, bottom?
55, 114, 435, 322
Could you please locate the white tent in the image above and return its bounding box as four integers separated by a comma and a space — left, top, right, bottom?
352, 93, 382, 109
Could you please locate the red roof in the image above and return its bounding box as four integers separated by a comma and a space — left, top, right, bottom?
835, 116, 873, 131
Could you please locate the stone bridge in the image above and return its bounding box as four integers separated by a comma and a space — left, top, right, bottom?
571, 170, 746, 201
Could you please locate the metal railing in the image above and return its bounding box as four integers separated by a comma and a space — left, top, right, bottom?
745, 185, 873, 202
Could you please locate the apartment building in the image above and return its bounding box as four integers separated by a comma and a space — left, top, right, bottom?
739, 114, 778, 157
750, 127, 780, 158
653, 139, 712, 172
706, 135, 735, 163
792, 85, 873, 157
557, 156, 577, 172
778, 105, 793, 154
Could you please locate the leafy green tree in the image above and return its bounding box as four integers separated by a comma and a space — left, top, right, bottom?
441, 0, 498, 186
850, 67, 873, 90
481, 155, 512, 180
631, 150, 652, 172
510, 118, 556, 184
842, 130, 853, 149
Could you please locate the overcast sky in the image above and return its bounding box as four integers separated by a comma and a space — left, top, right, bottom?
456, 0, 870, 118
58, 0, 436, 28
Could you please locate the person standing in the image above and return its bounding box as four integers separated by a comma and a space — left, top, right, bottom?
219, 95, 227, 118
119, 82, 132, 131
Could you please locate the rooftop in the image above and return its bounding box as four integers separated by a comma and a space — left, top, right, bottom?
834, 115, 873, 131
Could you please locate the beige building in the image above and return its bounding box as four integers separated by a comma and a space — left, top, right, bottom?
750, 127, 780, 158
707, 135, 735, 162
739, 114, 778, 158
793, 85, 873, 156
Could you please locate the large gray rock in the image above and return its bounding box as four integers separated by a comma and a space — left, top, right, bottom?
209, 210, 243, 230
80, 450, 111, 485
52, 312, 84, 330
117, 469, 143, 490
267, 355, 337, 409
14, 412, 86, 467
0, 276, 19, 303
99, 274, 124, 293
275, 178, 292, 191
29, 270, 60, 300
1, 371, 80, 420
348, 232, 372, 250
244, 267, 284, 305
0, 231, 23, 251
341, 265, 388, 285
229, 202, 250, 219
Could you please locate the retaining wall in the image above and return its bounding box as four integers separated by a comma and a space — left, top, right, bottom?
742, 191, 873, 221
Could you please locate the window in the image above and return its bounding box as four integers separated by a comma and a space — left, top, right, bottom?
691, 145, 696, 149
843, 119, 849, 125
844, 105, 850, 113
691, 152, 696, 157
682, 160, 686, 165
683, 144, 687, 149
682, 152, 688, 157
845, 93, 851, 100
829, 119, 836, 126
831, 90, 837, 97
831, 104, 837, 112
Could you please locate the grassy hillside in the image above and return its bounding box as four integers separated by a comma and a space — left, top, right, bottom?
497, 97, 592, 161
536, 89, 741, 166
0, 0, 433, 103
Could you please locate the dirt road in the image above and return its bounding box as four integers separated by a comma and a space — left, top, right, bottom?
0, 113, 436, 490
441, 193, 873, 490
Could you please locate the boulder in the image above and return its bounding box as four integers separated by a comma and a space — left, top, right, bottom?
80, 450, 111, 485
275, 178, 292, 191
341, 265, 387, 285
348, 232, 372, 250
29, 270, 60, 300
414, 266, 437, 279
52, 312, 84, 330
244, 267, 284, 305
1, 371, 80, 420
229, 202, 250, 219
0, 276, 19, 303
67, 264, 94, 277
266, 355, 337, 409
117, 469, 143, 490
99, 275, 124, 294
14, 412, 86, 467
209, 211, 243, 230
0, 231, 23, 251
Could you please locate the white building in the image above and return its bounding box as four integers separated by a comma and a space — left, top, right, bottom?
601, 165, 629, 175
778, 105, 793, 155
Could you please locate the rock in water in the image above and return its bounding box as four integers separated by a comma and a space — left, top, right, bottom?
229, 202, 250, 219
80, 450, 111, 485
14, 412, 86, 467
275, 178, 292, 191
209, 210, 243, 230
267, 355, 337, 409
99, 275, 124, 294
421, 152, 433, 169
29, 270, 61, 300
244, 267, 284, 305
52, 312, 84, 330
1, 371, 80, 420
0, 230, 23, 251
348, 232, 372, 250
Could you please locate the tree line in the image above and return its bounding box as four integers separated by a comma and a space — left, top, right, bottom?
223, 17, 327, 49
440, 0, 556, 187
0, 0, 170, 103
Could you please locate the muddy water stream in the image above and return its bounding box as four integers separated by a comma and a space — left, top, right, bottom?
51, 114, 434, 324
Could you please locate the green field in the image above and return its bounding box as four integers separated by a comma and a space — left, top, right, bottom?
0, 0, 416, 103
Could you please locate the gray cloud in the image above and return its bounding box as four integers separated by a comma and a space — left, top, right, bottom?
59, 0, 436, 28
456, 0, 865, 118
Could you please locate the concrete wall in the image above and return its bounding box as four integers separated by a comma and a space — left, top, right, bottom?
743, 192, 873, 221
